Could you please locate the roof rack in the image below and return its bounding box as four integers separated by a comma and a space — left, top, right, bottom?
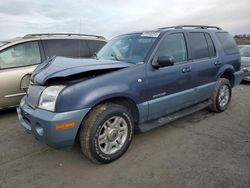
159, 25, 222, 30
23, 33, 105, 40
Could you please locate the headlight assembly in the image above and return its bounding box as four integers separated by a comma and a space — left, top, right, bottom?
38, 85, 65, 112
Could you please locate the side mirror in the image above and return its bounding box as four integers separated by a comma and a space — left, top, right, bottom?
152, 56, 175, 68
20, 73, 32, 93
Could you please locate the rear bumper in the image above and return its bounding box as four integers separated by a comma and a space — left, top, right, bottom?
17, 96, 90, 148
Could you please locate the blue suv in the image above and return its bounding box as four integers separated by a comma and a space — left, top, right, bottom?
17, 25, 243, 163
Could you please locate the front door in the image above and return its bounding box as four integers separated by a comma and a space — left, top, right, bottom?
146, 32, 197, 121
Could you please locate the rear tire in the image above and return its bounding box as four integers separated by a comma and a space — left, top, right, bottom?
209, 78, 232, 112
79, 103, 134, 164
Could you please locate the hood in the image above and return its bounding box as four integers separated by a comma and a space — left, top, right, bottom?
241, 57, 250, 67
31, 56, 134, 85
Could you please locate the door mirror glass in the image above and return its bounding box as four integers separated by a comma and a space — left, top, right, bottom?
152, 56, 175, 68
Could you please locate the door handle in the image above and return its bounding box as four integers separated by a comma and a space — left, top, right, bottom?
214, 61, 221, 66
182, 67, 192, 73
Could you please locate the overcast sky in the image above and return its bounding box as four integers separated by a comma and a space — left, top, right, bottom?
0, 0, 249, 40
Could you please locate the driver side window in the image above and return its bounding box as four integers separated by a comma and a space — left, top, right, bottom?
156, 33, 188, 64
0, 41, 41, 69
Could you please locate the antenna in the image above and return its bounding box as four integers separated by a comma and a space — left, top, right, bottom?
79, 18, 82, 33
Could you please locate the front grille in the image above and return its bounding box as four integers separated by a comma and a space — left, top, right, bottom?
28, 85, 45, 109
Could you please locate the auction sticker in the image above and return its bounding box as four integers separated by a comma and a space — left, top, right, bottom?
141, 32, 160, 38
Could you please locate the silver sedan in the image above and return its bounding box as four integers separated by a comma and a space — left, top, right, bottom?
239, 45, 250, 81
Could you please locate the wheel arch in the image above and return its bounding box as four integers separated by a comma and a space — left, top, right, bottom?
96, 96, 140, 125
217, 65, 235, 87
219, 70, 234, 87
75, 96, 140, 141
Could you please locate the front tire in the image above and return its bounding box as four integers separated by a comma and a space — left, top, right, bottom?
209, 78, 232, 112
79, 103, 134, 164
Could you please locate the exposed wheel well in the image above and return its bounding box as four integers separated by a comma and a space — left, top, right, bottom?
98, 97, 140, 125
220, 71, 234, 86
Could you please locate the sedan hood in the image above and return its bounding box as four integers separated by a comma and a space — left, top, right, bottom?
31, 56, 133, 85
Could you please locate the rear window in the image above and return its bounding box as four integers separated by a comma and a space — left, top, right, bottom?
216, 32, 238, 55
189, 32, 209, 60
86, 40, 106, 56
42, 39, 90, 58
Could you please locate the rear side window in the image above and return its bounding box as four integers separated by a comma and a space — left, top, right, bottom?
86, 40, 106, 55
205, 33, 216, 57
216, 32, 238, 55
42, 39, 90, 58
189, 32, 209, 60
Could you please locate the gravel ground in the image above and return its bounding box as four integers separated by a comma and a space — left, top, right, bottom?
0, 83, 249, 188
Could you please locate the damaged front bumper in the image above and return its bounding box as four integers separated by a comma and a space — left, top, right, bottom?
17, 96, 90, 148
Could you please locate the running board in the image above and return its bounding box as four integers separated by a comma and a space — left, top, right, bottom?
138, 100, 211, 132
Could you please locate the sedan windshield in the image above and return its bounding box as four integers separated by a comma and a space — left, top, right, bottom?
97, 34, 157, 64
239, 46, 250, 57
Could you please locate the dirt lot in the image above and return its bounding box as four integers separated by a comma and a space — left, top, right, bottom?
0, 84, 249, 188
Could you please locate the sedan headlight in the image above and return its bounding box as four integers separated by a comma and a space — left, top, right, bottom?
38, 85, 65, 112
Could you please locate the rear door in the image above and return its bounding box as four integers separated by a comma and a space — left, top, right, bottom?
186, 32, 220, 102
0, 41, 42, 108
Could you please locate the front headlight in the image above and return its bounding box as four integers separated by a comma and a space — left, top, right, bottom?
38, 85, 65, 112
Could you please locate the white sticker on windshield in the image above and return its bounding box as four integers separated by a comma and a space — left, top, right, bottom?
141, 32, 160, 38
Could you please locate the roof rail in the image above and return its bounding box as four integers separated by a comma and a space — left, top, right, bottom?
23, 33, 106, 40
159, 25, 222, 30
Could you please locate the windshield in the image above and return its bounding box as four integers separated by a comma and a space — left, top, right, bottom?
97, 34, 157, 64
239, 46, 250, 57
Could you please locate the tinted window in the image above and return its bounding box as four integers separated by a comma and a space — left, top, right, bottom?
0, 42, 41, 69
189, 32, 209, 60
43, 39, 90, 58
205, 33, 216, 57
80, 41, 91, 57
86, 40, 106, 56
156, 33, 187, 64
216, 32, 238, 55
